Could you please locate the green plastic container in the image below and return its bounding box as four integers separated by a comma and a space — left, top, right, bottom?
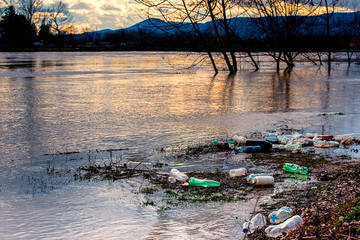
188, 177, 221, 187
283, 163, 308, 175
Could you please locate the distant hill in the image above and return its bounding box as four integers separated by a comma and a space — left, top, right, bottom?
82, 11, 360, 40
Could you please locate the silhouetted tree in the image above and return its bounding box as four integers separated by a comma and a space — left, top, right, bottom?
0, 5, 36, 47
38, 20, 51, 45
18, 0, 44, 28
243, 0, 317, 71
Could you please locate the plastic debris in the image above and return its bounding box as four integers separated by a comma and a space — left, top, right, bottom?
265, 133, 278, 143
245, 139, 272, 152
251, 175, 274, 185
247, 174, 273, 183
188, 177, 221, 187
169, 169, 189, 182
243, 213, 267, 234
236, 145, 261, 153
268, 206, 293, 224
265, 215, 304, 238
232, 135, 247, 144
214, 140, 230, 149
314, 140, 340, 148
283, 163, 308, 175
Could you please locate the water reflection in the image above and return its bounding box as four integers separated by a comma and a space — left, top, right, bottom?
1, 52, 360, 239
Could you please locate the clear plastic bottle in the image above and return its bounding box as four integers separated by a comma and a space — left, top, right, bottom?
170, 169, 189, 182
229, 168, 248, 177
232, 135, 247, 144
268, 206, 293, 224
243, 213, 267, 234
265, 215, 304, 238
265, 133, 279, 143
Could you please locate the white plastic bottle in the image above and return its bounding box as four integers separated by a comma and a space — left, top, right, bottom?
251, 176, 274, 185
265, 215, 304, 238
229, 168, 248, 177
268, 206, 293, 224
243, 213, 267, 234
169, 169, 189, 182
247, 174, 273, 183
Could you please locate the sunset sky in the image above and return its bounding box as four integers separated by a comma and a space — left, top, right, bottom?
60, 0, 357, 31
1, 0, 356, 32
60, 0, 141, 30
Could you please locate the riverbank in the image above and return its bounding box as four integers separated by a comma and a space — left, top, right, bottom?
76, 130, 360, 239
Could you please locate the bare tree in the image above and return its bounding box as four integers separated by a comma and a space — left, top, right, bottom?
243, 0, 318, 71
48, 1, 72, 36
135, 0, 247, 73
17, 0, 43, 27
318, 0, 340, 72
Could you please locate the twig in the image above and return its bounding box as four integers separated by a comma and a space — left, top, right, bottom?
338, 234, 360, 240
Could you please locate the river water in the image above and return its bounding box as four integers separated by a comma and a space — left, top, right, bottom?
1, 51, 360, 239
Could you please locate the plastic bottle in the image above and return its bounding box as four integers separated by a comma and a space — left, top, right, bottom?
214, 140, 229, 150
314, 140, 340, 148
232, 135, 247, 144
168, 176, 176, 183
245, 140, 272, 152
283, 163, 308, 175
334, 133, 355, 141
229, 168, 248, 177
244, 146, 261, 153
251, 175, 274, 185
236, 146, 261, 153
292, 131, 303, 139
284, 142, 302, 153
265, 215, 304, 238
268, 206, 293, 224
265, 134, 278, 143
247, 174, 273, 183
243, 213, 267, 234
170, 168, 189, 182
188, 177, 221, 187
316, 135, 334, 140
278, 135, 290, 144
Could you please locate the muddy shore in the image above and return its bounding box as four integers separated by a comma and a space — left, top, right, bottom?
78, 136, 360, 239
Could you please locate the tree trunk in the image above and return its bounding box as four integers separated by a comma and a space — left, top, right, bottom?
247, 52, 259, 71
207, 0, 234, 73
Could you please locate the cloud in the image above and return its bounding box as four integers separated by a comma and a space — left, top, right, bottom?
101, 4, 122, 11
70, 2, 95, 10
50, 0, 139, 30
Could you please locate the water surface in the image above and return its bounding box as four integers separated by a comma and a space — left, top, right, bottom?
1, 52, 360, 239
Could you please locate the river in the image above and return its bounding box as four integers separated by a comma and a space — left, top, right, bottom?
0, 51, 360, 239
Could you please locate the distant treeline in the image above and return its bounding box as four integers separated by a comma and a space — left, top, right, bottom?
1, 0, 360, 72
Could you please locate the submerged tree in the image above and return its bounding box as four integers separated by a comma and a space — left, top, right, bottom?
242, 0, 318, 71
135, 0, 250, 73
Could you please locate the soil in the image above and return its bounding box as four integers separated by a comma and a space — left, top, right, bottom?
247, 153, 360, 240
